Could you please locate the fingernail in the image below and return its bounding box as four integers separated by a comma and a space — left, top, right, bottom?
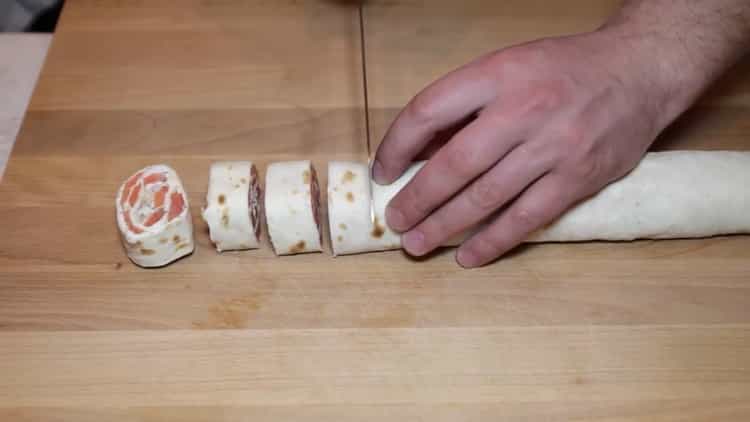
456, 247, 479, 268
402, 230, 425, 255
386, 206, 407, 232
371, 160, 387, 185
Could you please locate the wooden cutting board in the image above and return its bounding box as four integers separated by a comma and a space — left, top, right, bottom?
1, 1, 750, 420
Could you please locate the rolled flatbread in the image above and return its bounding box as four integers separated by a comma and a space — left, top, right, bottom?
328, 161, 406, 256
115, 164, 194, 267
530, 150, 750, 241
201, 161, 262, 252
329, 151, 750, 255
265, 160, 323, 255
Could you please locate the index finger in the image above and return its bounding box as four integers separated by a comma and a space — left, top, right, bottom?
373, 58, 498, 185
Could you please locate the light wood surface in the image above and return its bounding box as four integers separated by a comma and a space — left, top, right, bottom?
1, 0, 750, 420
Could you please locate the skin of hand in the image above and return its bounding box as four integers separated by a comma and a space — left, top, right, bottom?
372, 0, 750, 268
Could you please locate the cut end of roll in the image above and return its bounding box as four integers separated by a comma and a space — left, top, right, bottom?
327, 161, 415, 256
116, 164, 194, 267
201, 161, 263, 252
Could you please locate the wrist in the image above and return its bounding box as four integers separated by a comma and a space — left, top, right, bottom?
587, 24, 706, 133
594, 3, 750, 132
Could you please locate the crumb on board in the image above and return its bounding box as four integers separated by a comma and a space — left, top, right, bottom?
218, 194, 226, 205
346, 192, 355, 202
140, 248, 156, 255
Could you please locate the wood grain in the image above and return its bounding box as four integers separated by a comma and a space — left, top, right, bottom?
1, 327, 750, 405
1, 0, 750, 420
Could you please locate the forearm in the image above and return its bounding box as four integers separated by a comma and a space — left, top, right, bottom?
600, 0, 750, 127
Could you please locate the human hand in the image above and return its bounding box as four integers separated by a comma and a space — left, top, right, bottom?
372, 30, 675, 267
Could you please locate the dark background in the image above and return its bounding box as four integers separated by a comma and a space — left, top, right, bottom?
0, 0, 64, 32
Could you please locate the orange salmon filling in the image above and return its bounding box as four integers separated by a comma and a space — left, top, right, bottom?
120, 171, 143, 206
168, 192, 184, 221
120, 169, 182, 233
154, 186, 169, 208
143, 208, 165, 227
127, 183, 142, 207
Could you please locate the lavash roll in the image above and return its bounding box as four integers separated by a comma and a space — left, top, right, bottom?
265, 160, 323, 255
329, 151, 750, 255
115, 164, 194, 267
530, 150, 750, 242
201, 161, 262, 252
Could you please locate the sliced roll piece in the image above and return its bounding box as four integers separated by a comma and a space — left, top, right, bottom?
328, 161, 405, 256
329, 151, 750, 255
265, 160, 323, 255
201, 161, 262, 252
116, 164, 194, 267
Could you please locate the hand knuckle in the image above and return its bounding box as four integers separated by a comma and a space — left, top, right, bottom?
480, 48, 533, 83
509, 206, 543, 229
407, 92, 437, 126
560, 120, 589, 150
468, 177, 504, 211
486, 41, 555, 74
419, 217, 447, 246
403, 185, 431, 219
523, 80, 571, 115
563, 146, 622, 186
515, 141, 549, 165
573, 156, 602, 181
553, 122, 606, 181
442, 146, 477, 179
493, 45, 539, 67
